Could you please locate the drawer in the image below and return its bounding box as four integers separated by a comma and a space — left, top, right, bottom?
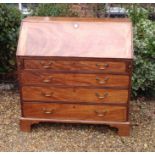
21, 71, 129, 87
24, 59, 127, 73
23, 102, 127, 122
22, 86, 128, 104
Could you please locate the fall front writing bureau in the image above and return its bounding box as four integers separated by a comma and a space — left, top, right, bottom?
16, 17, 133, 136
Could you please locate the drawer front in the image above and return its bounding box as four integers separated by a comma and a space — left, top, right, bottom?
24, 59, 127, 73
23, 103, 127, 122
21, 71, 129, 87
22, 86, 128, 104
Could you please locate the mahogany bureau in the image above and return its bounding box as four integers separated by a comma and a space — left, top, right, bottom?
16, 17, 133, 136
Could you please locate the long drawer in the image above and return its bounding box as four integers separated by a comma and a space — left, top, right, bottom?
23, 59, 127, 73
23, 102, 127, 122
22, 86, 128, 104
20, 71, 129, 87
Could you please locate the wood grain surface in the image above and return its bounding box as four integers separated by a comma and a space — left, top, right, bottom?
24, 59, 127, 73
22, 86, 128, 104
21, 70, 129, 87
23, 102, 127, 122
17, 17, 133, 59
16, 16, 133, 136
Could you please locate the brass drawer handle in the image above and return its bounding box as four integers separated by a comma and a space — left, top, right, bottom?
96, 63, 109, 70
94, 110, 108, 117
43, 108, 55, 114
95, 92, 108, 99
96, 77, 109, 84
41, 92, 53, 97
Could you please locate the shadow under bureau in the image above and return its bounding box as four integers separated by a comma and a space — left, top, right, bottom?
16, 17, 133, 136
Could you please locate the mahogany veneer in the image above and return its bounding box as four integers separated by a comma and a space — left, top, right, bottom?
24, 59, 127, 73
17, 17, 133, 136
21, 71, 129, 87
23, 103, 127, 122
22, 86, 128, 104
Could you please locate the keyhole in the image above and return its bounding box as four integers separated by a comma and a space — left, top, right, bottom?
74, 23, 79, 29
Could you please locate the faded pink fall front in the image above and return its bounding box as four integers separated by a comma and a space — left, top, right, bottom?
17, 17, 133, 59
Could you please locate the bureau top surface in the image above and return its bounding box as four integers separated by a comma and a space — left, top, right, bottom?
16, 17, 133, 59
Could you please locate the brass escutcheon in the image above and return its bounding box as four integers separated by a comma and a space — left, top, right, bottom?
41, 92, 53, 97
40, 61, 53, 69
96, 63, 109, 70
43, 76, 53, 83
42, 108, 55, 114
